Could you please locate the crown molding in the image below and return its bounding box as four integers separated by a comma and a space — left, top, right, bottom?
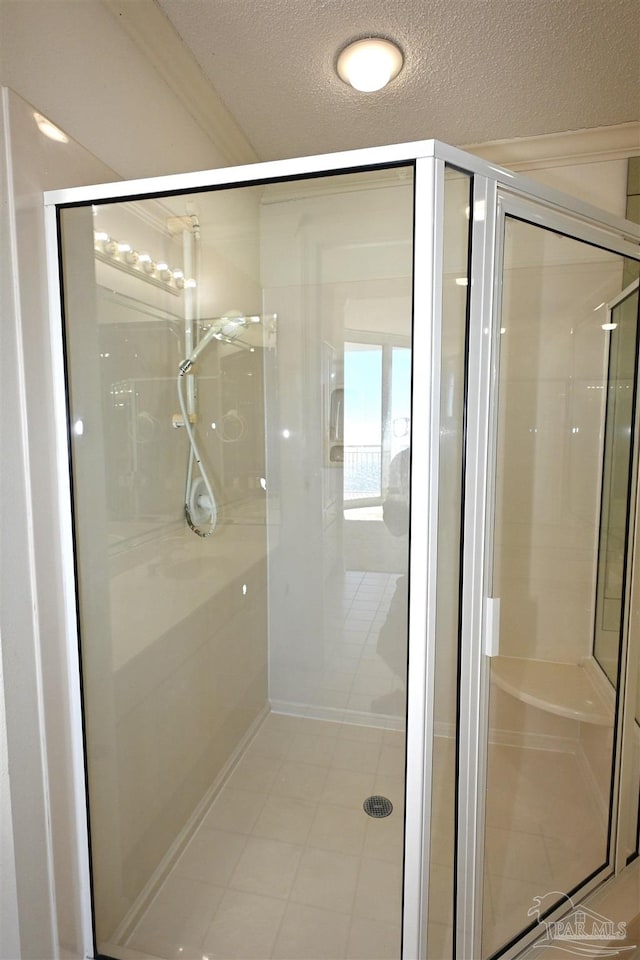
103, 0, 258, 167
465, 122, 640, 171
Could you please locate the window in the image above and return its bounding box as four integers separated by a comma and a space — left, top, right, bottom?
343, 338, 410, 510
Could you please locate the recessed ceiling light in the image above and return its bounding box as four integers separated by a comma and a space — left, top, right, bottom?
33, 111, 69, 143
336, 37, 404, 92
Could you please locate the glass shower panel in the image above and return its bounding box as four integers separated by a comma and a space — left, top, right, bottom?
594, 283, 640, 685
59, 189, 270, 953
58, 164, 413, 959
482, 217, 634, 958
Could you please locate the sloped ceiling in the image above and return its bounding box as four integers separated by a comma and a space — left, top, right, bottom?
156, 0, 640, 161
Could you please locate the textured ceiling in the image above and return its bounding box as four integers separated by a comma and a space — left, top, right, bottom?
156, 0, 640, 161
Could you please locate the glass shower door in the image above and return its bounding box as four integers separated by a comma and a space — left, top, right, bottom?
602, 280, 640, 870
482, 216, 639, 957
594, 281, 640, 687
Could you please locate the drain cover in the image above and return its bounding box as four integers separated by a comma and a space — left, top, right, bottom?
363, 795, 393, 818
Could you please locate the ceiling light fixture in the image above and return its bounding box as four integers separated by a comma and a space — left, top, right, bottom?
336, 37, 404, 92
33, 111, 69, 143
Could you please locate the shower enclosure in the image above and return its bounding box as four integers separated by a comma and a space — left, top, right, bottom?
45, 141, 640, 960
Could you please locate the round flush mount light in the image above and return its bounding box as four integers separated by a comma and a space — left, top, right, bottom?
33, 111, 69, 143
336, 37, 404, 92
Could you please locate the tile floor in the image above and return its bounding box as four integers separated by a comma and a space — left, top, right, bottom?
123, 715, 607, 960
269, 570, 407, 723
116, 561, 613, 960
481, 743, 606, 957
425, 738, 607, 959
126, 713, 405, 960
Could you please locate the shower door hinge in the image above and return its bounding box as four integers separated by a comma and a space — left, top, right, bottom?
484, 597, 500, 657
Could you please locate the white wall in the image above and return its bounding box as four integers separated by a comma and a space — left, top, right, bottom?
525, 159, 627, 215
0, 93, 24, 960
0, 653, 20, 960
495, 224, 624, 663
0, 87, 118, 960
0, 2, 256, 956
259, 173, 413, 724
0, 0, 256, 177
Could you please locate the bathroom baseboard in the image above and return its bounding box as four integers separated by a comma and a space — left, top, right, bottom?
107, 701, 270, 950
434, 721, 578, 755
488, 727, 579, 754
97, 943, 158, 960
269, 698, 405, 731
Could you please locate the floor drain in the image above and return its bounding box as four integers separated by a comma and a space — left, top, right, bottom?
363, 795, 393, 818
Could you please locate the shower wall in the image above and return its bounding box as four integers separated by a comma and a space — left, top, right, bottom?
489, 223, 628, 808
61, 187, 271, 944
258, 173, 413, 724
495, 239, 621, 665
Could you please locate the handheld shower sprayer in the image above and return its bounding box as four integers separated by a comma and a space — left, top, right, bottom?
180, 314, 259, 375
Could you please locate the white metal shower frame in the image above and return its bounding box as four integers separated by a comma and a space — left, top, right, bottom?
43, 140, 640, 960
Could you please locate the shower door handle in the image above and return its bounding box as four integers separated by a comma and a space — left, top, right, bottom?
484, 597, 500, 657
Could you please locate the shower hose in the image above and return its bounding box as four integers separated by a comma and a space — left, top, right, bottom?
177, 367, 218, 537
